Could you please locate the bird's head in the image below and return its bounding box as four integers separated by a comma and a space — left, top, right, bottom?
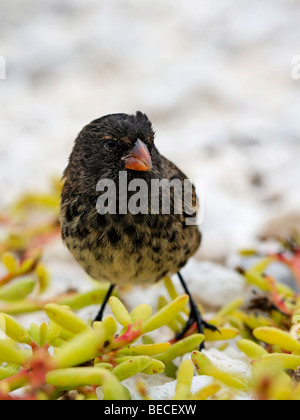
64, 112, 162, 191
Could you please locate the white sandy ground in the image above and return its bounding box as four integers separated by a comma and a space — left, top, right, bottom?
1, 0, 300, 260
120, 347, 254, 401
1, 0, 300, 400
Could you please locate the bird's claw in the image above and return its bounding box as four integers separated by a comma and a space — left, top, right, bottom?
175, 315, 221, 350
201, 320, 221, 334
176, 272, 221, 350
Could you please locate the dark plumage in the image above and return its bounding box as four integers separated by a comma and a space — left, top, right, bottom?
61, 112, 217, 341
61, 112, 201, 285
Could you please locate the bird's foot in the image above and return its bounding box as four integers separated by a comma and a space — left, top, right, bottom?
175, 301, 220, 350
176, 271, 221, 349
201, 319, 220, 333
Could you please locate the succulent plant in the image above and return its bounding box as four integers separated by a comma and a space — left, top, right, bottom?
1, 183, 300, 400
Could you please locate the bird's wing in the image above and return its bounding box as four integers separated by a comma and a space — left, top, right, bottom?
160, 155, 199, 218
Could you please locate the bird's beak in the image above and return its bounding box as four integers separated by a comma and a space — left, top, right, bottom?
122, 139, 153, 171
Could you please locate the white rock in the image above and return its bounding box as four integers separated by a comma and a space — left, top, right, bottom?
203, 347, 252, 383
123, 374, 213, 400
123, 259, 247, 312
180, 260, 248, 310
147, 376, 213, 400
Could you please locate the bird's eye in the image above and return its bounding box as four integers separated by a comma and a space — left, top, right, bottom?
104, 139, 116, 151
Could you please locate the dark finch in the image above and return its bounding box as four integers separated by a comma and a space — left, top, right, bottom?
60, 112, 217, 341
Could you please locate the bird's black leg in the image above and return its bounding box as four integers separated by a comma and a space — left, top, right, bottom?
176, 272, 219, 349
93, 284, 115, 322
